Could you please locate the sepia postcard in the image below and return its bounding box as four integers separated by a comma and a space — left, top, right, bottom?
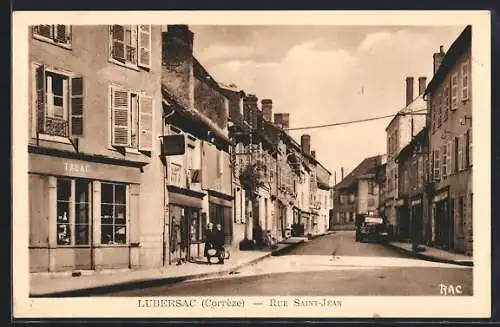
12, 10, 491, 319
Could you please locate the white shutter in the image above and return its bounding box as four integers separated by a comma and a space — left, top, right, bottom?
111, 87, 130, 147
46, 75, 54, 118
451, 73, 459, 110
462, 62, 469, 101
138, 25, 151, 69
138, 95, 153, 151
446, 142, 452, 176
434, 149, 440, 181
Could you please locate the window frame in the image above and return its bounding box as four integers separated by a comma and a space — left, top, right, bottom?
109, 25, 152, 71
32, 63, 83, 142
32, 25, 72, 50
100, 182, 129, 246
55, 178, 93, 248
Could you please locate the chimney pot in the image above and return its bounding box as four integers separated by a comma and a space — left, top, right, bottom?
301, 134, 311, 156
311, 150, 316, 158
406, 77, 414, 106
418, 77, 427, 95
261, 99, 273, 122
274, 113, 290, 130
341, 167, 344, 180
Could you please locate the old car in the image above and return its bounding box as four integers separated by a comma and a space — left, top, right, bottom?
355, 214, 389, 243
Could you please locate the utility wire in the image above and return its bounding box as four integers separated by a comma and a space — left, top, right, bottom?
284, 108, 427, 131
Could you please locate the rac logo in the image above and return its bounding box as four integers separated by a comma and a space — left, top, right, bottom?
439, 284, 463, 296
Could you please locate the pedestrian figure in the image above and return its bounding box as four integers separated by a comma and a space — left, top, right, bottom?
204, 222, 215, 262
214, 223, 225, 264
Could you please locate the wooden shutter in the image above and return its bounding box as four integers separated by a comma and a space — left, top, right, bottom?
468, 129, 473, 167
434, 149, 440, 181
138, 95, 153, 151
71, 76, 84, 135
458, 135, 463, 171
462, 62, 469, 101
111, 88, 130, 146
55, 25, 67, 43
451, 73, 459, 110
35, 64, 46, 133
138, 25, 151, 69
111, 25, 125, 61
442, 145, 447, 178
464, 131, 469, 168
37, 25, 52, 38
446, 142, 452, 176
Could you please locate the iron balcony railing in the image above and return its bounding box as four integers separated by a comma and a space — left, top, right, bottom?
43, 116, 69, 137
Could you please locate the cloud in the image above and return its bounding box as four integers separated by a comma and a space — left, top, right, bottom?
193, 26, 465, 176
198, 44, 258, 63
357, 31, 392, 52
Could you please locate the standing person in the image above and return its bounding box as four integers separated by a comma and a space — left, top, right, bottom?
204, 222, 214, 262
215, 223, 225, 264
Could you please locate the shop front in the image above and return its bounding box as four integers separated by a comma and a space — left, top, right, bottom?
29, 152, 144, 273
208, 191, 234, 247
395, 197, 409, 241
167, 186, 205, 264
410, 197, 424, 244
432, 189, 452, 250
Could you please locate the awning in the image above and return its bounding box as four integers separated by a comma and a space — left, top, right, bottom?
169, 192, 204, 209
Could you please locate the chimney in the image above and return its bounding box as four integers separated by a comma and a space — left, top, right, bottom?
406, 77, 414, 106
311, 150, 316, 159
162, 25, 195, 108
418, 77, 427, 96
334, 171, 337, 185
274, 113, 290, 130
243, 94, 259, 129
261, 99, 273, 122
301, 134, 311, 156
341, 167, 344, 180
433, 45, 445, 74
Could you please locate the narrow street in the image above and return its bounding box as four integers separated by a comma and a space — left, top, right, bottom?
103, 231, 472, 297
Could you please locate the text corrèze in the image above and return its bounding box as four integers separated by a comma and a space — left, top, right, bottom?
137, 298, 245, 309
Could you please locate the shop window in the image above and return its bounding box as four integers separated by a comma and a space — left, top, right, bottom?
109, 25, 151, 69
57, 179, 71, 245
110, 86, 153, 151
33, 25, 72, 48
33, 65, 84, 138
75, 180, 90, 245
101, 183, 127, 245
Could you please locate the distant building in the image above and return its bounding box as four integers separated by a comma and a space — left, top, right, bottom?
424, 25, 472, 255
333, 155, 384, 230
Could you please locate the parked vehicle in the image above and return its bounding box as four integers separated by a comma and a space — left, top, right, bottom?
355, 214, 389, 243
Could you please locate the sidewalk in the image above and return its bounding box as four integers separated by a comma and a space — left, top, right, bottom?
386, 241, 473, 267
30, 239, 305, 297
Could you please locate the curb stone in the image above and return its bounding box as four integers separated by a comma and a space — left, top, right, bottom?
384, 242, 473, 267
30, 241, 306, 297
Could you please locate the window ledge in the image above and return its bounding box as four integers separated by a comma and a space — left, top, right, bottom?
125, 147, 141, 154
33, 34, 72, 50
38, 133, 72, 144
109, 58, 140, 72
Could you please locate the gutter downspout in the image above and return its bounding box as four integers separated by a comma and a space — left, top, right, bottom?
162, 106, 175, 266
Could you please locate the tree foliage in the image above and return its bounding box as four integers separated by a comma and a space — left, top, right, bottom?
239, 160, 266, 200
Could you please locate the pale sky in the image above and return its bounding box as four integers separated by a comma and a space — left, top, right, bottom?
188, 25, 465, 182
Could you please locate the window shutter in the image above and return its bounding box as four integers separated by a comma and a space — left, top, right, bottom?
138, 95, 153, 151
111, 88, 130, 147
70, 76, 84, 136
451, 73, 459, 110
464, 131, 469, 168
458, 135, 463, 171
138, 25, 151, 69
462, 62, 469, 101
446, 141, 452, 176
37, 25, 52, 38
111, 25, 125, 61
469, 129, 473, 167
434, 149, 440, 181
442, 145, 447, 178
35, 64, 46, 133
55, 25, 67, 43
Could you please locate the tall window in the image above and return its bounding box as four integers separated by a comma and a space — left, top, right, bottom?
57, 179, 71, 245
33, 65, 84, 138
101, 183, 127, 245
33, 25, 72, 47
443, 84, 450, 121
110, 86, 153, 151
433, 149, 441, 181
110, 25, 151, 69
441, 144, 448, 179
437, 91, 442, 127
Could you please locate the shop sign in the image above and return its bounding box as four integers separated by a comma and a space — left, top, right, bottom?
64, 161, 90, 173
